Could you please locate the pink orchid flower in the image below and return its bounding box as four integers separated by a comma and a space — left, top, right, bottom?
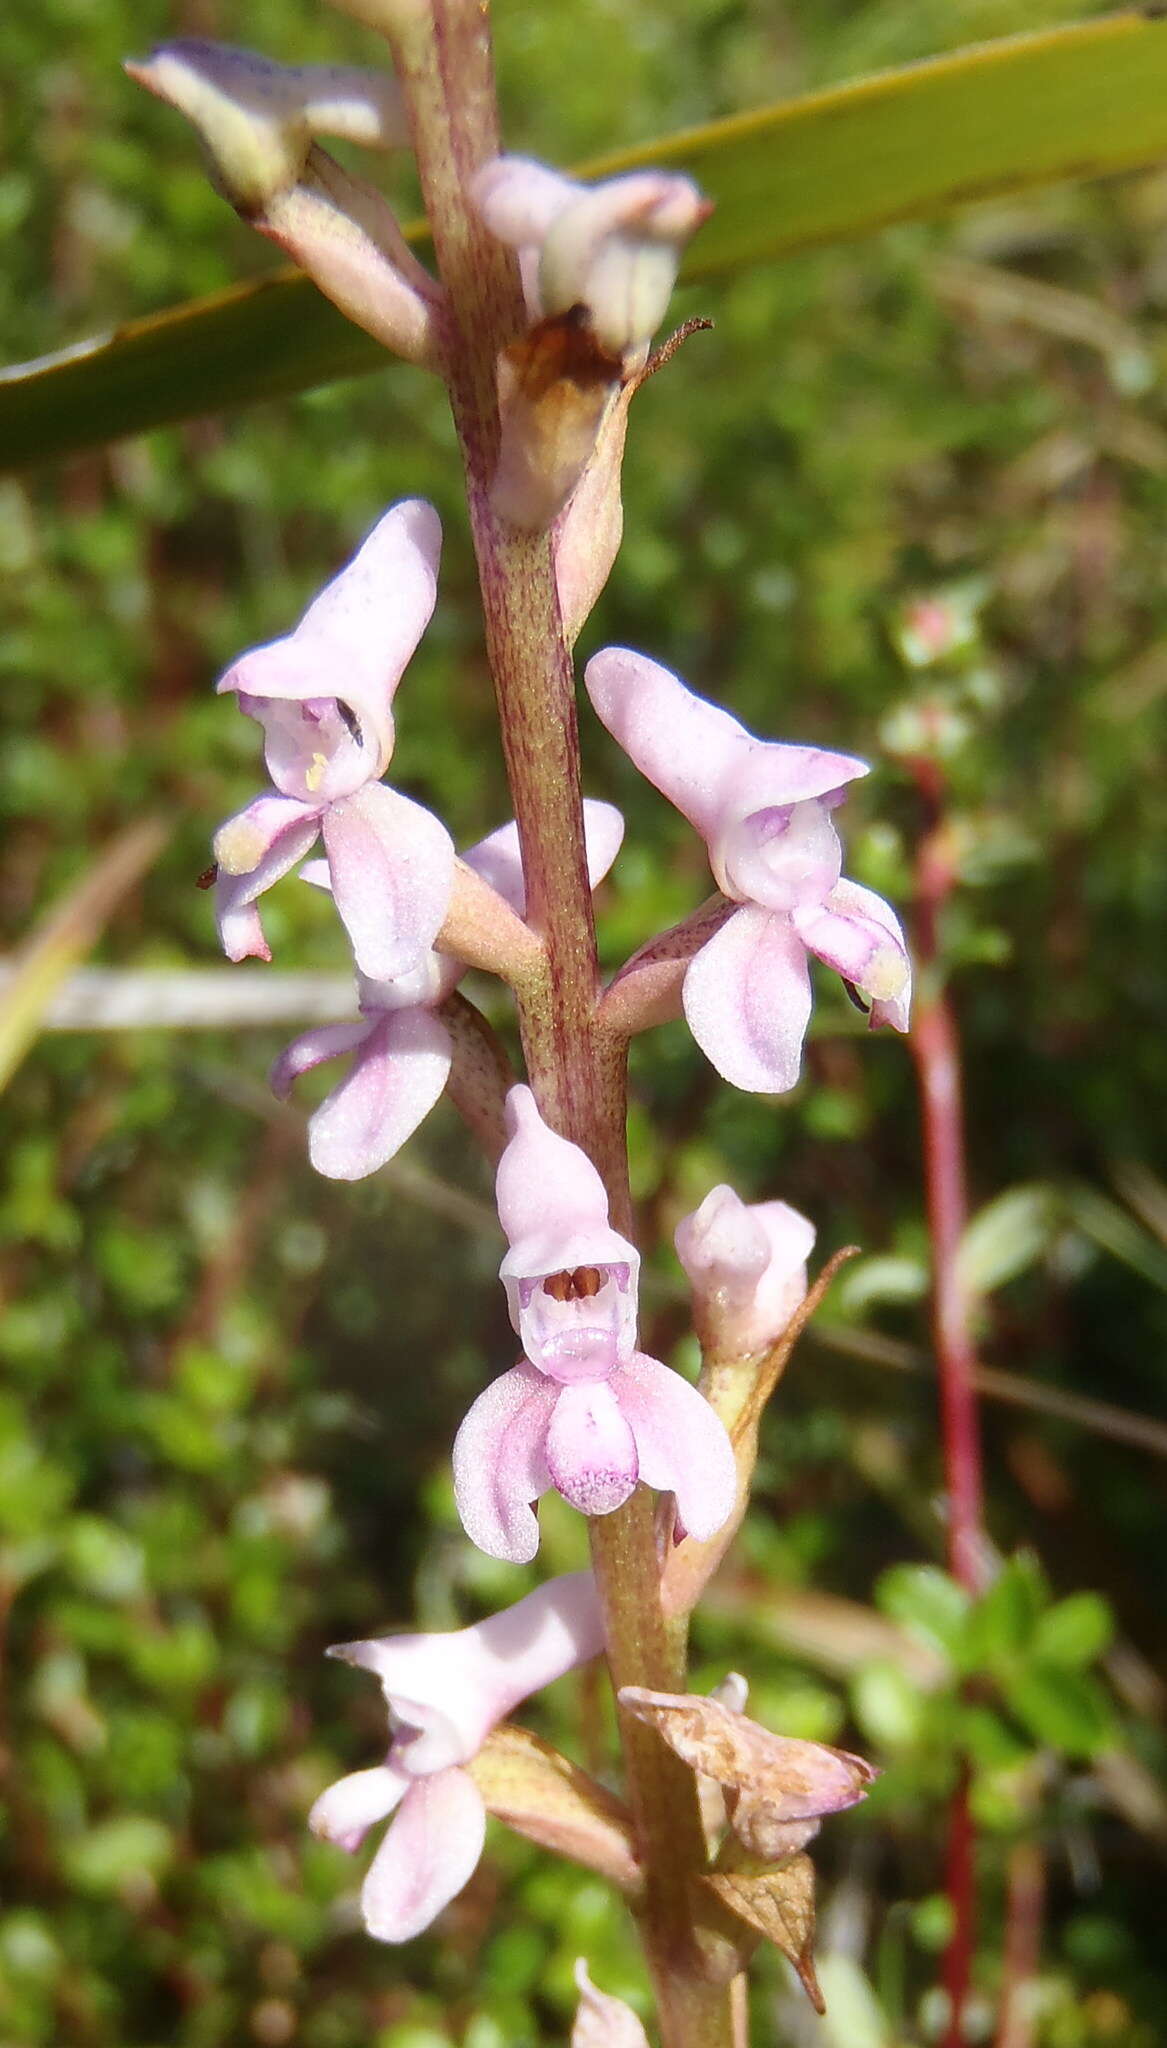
675, 1184, 815, 1356
309, 1572, 602, 1944
213, 499, 454, 980
473, 157, 708, 362
271, 801, 624, 1180
585, 647, 911, 1093
453, 1087, 736, 1562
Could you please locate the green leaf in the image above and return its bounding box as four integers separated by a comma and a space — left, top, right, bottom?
965, 1552, 1048, 1668
1033, 1592, 1113, 1669
957, 1183, 1060, 1296
64, 1815, 174, 1895
8, 15, 1167, 466
1005, 1666, 1114, 1758
875, 1564, 970, 1662
851, 1660, 928, 1750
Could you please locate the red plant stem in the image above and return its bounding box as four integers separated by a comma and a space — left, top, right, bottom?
910, 760, 989, 2048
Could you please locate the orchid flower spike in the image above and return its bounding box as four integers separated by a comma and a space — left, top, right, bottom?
212, 500, 455, 981
309, 1572, 602, 1944
585, 648, 912, 1093
453, 1087, 736, 1561
271, 801, 624, 1180
675, 1185, 815, 1356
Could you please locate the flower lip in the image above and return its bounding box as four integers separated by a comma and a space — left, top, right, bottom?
716, 797, 845, 914
511, 1259, 637, 1380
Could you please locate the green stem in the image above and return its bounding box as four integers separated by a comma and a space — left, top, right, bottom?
385, 4, 737, 2037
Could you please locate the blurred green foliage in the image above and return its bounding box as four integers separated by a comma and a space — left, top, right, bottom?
1, 1, 1166, 2043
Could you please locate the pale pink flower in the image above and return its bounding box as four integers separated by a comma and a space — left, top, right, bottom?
585, 648, 911, 1092
453, 1087, 736, 1562
213, 499, 454, 979
474, 157, 708, 362
272, 803, 623, 1180
675, 1185, 815, 1355
309, 1573, 602, 1944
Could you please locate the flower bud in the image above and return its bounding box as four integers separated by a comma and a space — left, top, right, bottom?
126, 40, 405, 210
675, 1185, 815, 1355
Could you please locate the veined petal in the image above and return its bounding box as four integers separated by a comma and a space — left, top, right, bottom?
614, 1353, 736, 1542
545, 1381, 639, 1518
308, 1760, 408, 1853
270, 1019, 371, 1099
682, 906, 812, 1094
305, 1008, 452, 1181
452, 1361, 557, 1563
360, 1768, 486, 1943
322, 781, 455, 981
808, 878, 912, 1031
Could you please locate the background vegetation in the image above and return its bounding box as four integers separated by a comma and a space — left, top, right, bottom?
1, 1, 1165, 2042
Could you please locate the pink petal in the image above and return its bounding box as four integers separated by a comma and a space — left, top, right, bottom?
360, 1768, 486, 1943
322, 781, 455, 981
220, 500, 441, 775
496, 1087, 639, 1308
473, 155, 576, 249
211, 797, 321, 962
538, 171, 707, 355
214, 875, 270, 963
270, 1020, 372, 1099
544, 1381, 640, 1518
308, 1760, 407, 1853
332, 1572, 604, 1770
585, 650, 865, 850
682, 905, 812, 1093
809, 878, 912, 1031
463, 799, 623, 916
452, 1362, 558, 1563
306, 1009, 452, 1180
212, 792, 320, 879
614, 1353, 736, 1542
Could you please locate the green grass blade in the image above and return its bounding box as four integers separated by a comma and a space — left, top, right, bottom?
5, 11, 1167, 468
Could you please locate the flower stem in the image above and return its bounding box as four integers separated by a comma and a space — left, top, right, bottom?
910, 762, 988, 2048
388, 5, 737, 2038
